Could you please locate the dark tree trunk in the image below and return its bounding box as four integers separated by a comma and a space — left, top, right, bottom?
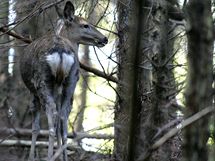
183, 0, 213, 161
114, 0, 142, 160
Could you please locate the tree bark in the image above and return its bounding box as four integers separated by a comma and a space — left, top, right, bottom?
150, 1, 181, 160
115, 0, 182, 160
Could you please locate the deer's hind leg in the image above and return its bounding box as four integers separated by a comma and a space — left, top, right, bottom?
56, 98, 63, 161
29, 96, 41, 161
60, 64, 79, 161
36, 82, 57, 160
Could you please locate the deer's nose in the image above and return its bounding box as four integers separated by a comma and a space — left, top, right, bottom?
97, 37, 108, 47
103, 37, 108, 44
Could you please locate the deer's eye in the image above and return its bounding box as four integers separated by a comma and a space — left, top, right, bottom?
83, 24, 89, 28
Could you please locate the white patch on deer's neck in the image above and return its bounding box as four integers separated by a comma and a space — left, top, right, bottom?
56, 19, 64, 35
46, 52, 74, 77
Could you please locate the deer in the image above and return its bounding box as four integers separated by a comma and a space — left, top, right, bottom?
19, 1, 108, 161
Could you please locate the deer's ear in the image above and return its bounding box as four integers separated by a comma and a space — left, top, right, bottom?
64, 1, 75, 22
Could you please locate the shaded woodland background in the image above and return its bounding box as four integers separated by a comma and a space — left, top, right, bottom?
0, 0, 214, 161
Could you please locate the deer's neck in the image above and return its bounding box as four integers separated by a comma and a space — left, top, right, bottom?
56, 36, 79, 54
56, 20, 79, 54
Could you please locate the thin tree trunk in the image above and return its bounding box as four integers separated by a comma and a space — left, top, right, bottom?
129, 0, 153, 160
150, 1, 181, 160
75, 46, 90, 132
183, 0, 213, 161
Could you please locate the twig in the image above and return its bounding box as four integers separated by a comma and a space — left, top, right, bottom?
86, 122, 114, 133
93, 46, 119, 98
93, 46, 107, 77
50, 144, 68, 161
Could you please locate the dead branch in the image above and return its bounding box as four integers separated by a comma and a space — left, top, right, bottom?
80, 62, 118, 83
0, 127, 114, 140
0, 139, 80, 151
0, 27, 32, 43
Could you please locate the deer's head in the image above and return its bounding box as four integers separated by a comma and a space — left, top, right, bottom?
57, 1, 108, 47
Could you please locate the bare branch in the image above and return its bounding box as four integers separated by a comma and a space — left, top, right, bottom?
80, 62, 118, 83
0, 127, 114, 141
152, 106, 215, 150
0, 27, 32, 43
0, 139, 80, 150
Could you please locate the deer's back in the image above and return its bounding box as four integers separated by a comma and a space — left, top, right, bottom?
20, 35, 79, 94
